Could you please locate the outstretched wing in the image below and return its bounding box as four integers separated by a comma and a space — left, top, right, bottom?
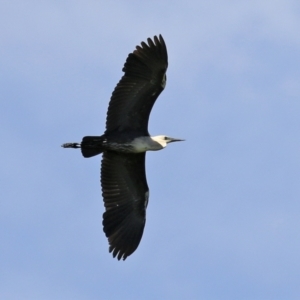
101, 151, 149, 260
105, 35, 168, 135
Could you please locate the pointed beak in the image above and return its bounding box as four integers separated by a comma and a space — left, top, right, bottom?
168, 137, 185, 143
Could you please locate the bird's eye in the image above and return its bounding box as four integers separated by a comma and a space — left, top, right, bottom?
164, 136, 168, 140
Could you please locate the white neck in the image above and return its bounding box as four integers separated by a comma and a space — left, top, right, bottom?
131, 136, 166, 152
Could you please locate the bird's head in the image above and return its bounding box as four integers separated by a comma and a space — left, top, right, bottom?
151, 135, 185, 148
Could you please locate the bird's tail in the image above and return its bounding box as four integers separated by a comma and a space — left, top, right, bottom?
62, 136, 104, 158
80, 136, 104, 158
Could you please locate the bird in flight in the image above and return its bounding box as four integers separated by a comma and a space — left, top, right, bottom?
62, 35, 184, 260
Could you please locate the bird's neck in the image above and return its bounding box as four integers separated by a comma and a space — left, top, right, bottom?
131, 136, 165, 152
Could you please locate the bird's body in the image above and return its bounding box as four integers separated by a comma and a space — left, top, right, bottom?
62, 35, 183, 260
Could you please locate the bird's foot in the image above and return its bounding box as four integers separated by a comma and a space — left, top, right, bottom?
61, 143, 81, 148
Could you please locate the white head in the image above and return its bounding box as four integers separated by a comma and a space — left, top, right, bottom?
150, 135, 185, 149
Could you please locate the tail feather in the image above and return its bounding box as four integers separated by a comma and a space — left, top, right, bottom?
81, 136, 104, 158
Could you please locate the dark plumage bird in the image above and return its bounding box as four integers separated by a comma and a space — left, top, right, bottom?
62, 35, 183, 260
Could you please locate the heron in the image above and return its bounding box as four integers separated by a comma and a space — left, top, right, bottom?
62, 35, 184, 260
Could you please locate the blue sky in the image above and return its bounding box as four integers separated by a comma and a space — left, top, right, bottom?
1, 1, 300, 299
